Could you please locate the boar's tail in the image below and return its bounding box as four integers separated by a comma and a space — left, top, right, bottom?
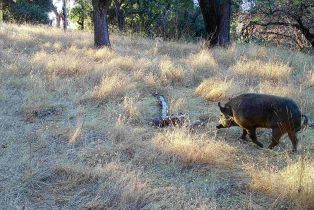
301, 114, 308, 131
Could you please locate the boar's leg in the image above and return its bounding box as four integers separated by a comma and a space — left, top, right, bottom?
240, 129, 248, 140
248, 128, 263, 148
288, 131, 298, 152
268, 128, 284, 150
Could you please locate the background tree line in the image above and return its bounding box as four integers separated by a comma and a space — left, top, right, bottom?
70, 0, 206, 41
1, 0, 313, 49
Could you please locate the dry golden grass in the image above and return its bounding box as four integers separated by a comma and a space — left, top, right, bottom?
232, 58, 292, 81
237, 44, 268, 60
257, 81, 314, 113
258, 81, 299, 98
122, 96, 143, 123
52, 160, 213, 209
151, 39, 197, 58
32, 50, 95, 77
170, 97, 187, 113
139, 72, 162, 92
195, 77, 241, 101
185, 49, 218, 84
107, 56, 152, 73
187, 50, 217, 69
212, 45, 236, 66
84, 47, 116, 61
51, 162, 156, 209
92, 74, 135, 102
246, 158, 314, 209
159, 58, 184, 85
308, 71, 314, 86
152, 129, 237, 166
1, 23, 314, 210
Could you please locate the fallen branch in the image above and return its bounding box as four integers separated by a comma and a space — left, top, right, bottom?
152, 94, 186, 127
158, 95, 169, 119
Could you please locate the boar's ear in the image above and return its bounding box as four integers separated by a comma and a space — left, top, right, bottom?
219, 102, 233, 115
218, 102, 226, 113
225, 105, 233, 115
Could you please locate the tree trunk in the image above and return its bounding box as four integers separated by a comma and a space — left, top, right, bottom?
114, 0, 125, 31
199, 0, 218, 46
62, 0, 67, 31
52, 6, 61, 28
217, 0, 231, 46
56, 15, 61, 27
198, 0, 231, 47
92, 0, 111, 48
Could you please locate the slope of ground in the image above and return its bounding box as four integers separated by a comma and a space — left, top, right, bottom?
0, 23, 313, 209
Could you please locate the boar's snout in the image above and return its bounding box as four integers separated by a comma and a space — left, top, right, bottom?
216, 124, 224, 129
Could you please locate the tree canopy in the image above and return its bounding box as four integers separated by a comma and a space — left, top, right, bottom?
2, 0, 313, 49
2, 0, 52, 24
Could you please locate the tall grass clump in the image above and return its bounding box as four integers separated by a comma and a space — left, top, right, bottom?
32, 51, 93, 77
232, 59, 292, 81
185, 49, 218, 84
107, 56, 152, 73
258, 81, 299, 98
195, 77, 241, 101
246, 158, 314, 209
92, 74, 135, 102
236, 44, 268, 60
123, 96, 143, 123
152, 129, 236, 166
212, 45, 236, 66
307, 71, 314, 86
159, 58, 184, 85
84, 47, 116, 62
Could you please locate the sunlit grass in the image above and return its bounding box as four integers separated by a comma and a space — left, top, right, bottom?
159, 58, 184, 85
258, 81, 299, 98
185, 49, 218, 84
152, 129, 237, 166
246, 158, 314, 209
32, 50, 94, 77
92, 74, 135, 101
195, 77, 241, 101
0, 23, 313, 210
232, 58, 292, 81
308, 71, 314, 86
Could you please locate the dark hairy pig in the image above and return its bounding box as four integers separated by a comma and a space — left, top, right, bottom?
216, 93, 308, 152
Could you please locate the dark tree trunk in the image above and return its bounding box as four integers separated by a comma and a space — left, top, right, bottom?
92, 0, 111, 48
217, 0, 231, 46
62, 0, 67, 31
198, 0, 231, 47
199, 0, 219, 46
56, 15, 61, 27
114, 0, 125, 31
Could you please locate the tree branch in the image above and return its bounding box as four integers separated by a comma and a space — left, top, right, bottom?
251, 21, 299, 28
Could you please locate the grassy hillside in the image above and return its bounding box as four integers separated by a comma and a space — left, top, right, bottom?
0, 23, 313, 209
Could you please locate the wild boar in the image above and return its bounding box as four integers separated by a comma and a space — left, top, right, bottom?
216, 93, 308, 152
